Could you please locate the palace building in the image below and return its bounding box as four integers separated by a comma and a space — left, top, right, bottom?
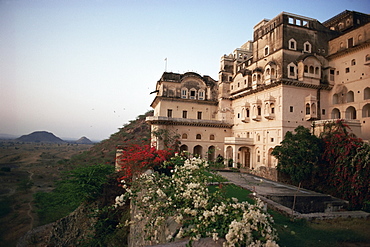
146, 10, 370, 180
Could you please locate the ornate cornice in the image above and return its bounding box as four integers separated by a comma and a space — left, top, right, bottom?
229, 79, 333, 100
327, 41, 370, 60
146, 116, 233, 129
151, 96, 218, 107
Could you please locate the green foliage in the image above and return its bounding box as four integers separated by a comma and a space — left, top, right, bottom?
0, 198, 12, 217
34, 164, 114, 225
118, 157, 278, 246
272, 126, 323, 184
59, 164, 115, 201
320, 120, 369, 209
209, 183, 254, 205
0, 167, 11, 172
80, 205, 130, 247
17, 179, 34, 192
270, 210, 370, 246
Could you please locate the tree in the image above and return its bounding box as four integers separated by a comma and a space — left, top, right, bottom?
272, 126, 323, 215
272, 126, 323, 185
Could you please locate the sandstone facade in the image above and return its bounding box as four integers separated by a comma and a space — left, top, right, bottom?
147, 10, 370, 180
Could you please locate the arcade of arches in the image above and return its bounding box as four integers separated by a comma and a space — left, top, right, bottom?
224, 146, 275, 168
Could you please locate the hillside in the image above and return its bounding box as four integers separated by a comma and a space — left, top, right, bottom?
16, 131, 65, 143
14, 111, 153, 246
67, 110, 153, 167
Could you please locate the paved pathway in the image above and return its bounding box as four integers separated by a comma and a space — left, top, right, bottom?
218, 171, 370, 219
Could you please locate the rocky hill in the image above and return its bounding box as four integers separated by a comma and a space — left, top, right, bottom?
75, 136, 93, 144
16, 131, 65, 143
79, 110, 153, 165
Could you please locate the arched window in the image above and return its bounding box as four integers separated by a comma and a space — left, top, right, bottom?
257, 74, 261, 82
289, 38, 297, 50
257, 106, 261, 116
362, 104, 370, 117
304, 41, 312, 53
315, 67, 319, 75
306, 103, 310, 114
304, 65, 308, 73
189, 89, 197, 99
311, 103, 316, 115
246, 108, 250, 117
181, 88, 188, 99
347, 91, 354, 102
210, 134, 215, 140
182, 133, 188, 139
287, 62, 297, 79
198, 89, 205, 100
345, 106, 356, 119
271, 68, 275, 76
364, 87, 370, 99
309, 66, 314, 74
270, 103, 275, 114
332, 108, 341, 119
351, 59, 356, 66
333, 94, 339, 104
196, 134, 202, 140
362, 104, 370, 118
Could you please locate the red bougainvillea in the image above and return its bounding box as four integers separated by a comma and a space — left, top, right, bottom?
320, 120, 369, 209
116, 144, 173, 183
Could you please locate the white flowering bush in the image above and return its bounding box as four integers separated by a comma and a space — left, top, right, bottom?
115, 156, 279, 246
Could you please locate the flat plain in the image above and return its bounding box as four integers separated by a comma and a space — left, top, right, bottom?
0, 141, 93, 246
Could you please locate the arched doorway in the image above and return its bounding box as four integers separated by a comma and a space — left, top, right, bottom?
193, 145, 203, 158
226, 146, 233, 167
238, 147, 251, 168
180, 145, 188, 157
331, 108, 341, 119
208, 146, 215, 162
346, 106, 357, 119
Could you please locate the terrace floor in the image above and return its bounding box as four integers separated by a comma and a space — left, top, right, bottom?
218, 171, 370, 219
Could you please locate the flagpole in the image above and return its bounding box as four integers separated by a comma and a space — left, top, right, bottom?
165, 58, 167, 72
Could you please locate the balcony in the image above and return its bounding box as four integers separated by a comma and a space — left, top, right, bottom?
224, 137, 254, 145
241, 117, 250, 123
264, 113, 275, 120
252, 115, 261, 121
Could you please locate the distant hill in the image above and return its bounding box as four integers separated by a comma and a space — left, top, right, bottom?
16, 131, 65, 143
0, 133, 19, 139
75, 136, 93, 144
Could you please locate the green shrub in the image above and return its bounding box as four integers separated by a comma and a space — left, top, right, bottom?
34, 163, 114, 225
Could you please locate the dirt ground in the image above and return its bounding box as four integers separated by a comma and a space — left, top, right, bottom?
0, 141, 93, 247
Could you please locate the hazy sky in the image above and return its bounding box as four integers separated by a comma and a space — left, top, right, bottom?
1, 0, 369, 141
